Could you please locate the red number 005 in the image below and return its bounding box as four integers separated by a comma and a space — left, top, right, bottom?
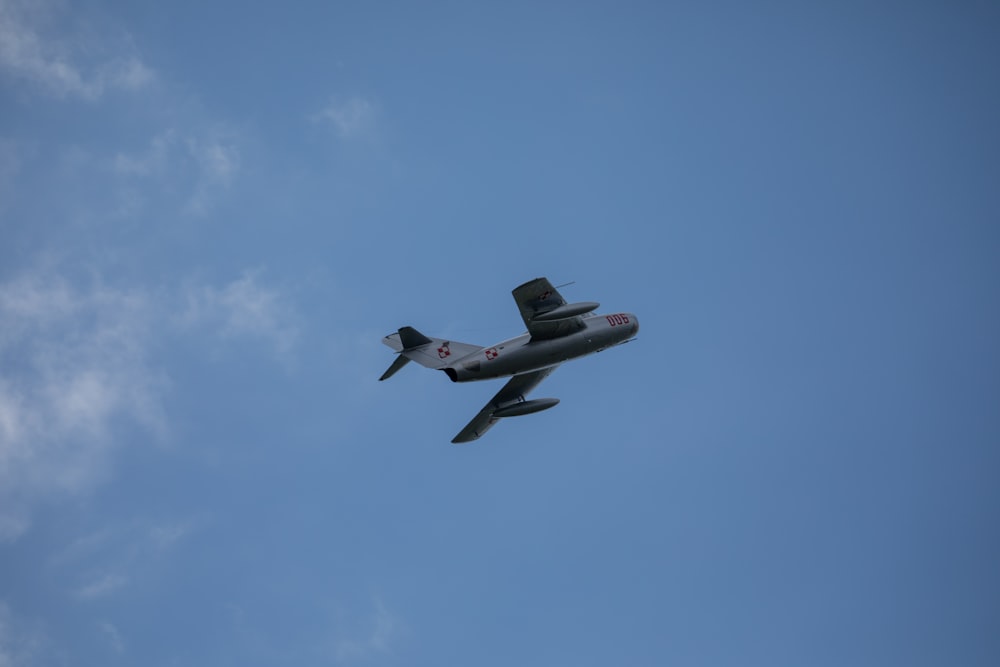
606, 314, 630, 326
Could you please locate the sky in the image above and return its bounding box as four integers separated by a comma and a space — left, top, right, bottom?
1, 1, 999, 665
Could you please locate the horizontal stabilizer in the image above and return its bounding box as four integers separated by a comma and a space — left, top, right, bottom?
379, 355, 410, 381
382, 333, 404, 352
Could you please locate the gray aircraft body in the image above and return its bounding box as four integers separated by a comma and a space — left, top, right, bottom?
380, 277, 639, 443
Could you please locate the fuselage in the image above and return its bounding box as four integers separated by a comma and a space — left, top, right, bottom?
443, 312, 639, 382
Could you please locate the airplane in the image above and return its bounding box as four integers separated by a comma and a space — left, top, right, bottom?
379, 277, 639, 443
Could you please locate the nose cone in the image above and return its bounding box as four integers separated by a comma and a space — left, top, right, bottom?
631, 314, 640, 335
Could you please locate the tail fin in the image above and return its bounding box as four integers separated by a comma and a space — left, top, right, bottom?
379, 326, 482, 379
398, 326, 431, 349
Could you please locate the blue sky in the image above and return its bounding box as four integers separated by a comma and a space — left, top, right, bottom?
1, 1, 999, 665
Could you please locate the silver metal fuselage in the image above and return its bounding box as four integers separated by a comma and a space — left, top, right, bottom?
444, 312, 639, 382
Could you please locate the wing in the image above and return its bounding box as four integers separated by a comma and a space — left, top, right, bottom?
512, 277, 586, 340
451, 367, 557, 444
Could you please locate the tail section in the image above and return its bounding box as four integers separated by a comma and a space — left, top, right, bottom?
379, 326, 482, 380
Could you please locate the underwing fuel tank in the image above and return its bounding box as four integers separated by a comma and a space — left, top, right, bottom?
531, 301, 600, 321
492, 397, 560, 418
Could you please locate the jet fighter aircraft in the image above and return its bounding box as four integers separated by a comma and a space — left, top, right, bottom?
380, 277, 639, 443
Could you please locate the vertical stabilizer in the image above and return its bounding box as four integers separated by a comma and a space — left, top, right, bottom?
398, 326, 432, 349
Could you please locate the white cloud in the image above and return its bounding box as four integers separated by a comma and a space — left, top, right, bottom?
45, 517, 198, 611
51, 518, 194, 570
0, 0, 153, 100
315, 96, 376, 139
147, 520, 193, 550
0, 514, 28, 544
0, 139, 19, 202
190, 139, 240, 183
0, 602, 53, 667
179, 272, 299, 362
75, 573, 128, 600
48, 528, 113, 566
113, 131, 175, 177
0, 271, 165, 541
184, 135, 241, 215
334, 598, 401, 664
112, 129, 242, 216
0, 265, 296, 542
98, 621, 125, 654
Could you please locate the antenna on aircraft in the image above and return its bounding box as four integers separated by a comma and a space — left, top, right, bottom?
555, 281, 575, 289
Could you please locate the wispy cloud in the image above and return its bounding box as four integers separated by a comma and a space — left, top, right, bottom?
147, 520, 194, 550
0, 0, 153, 100
184, 134, 241, 215
75, 573, 128, 600
48, 528, 114, 566
334, 598, 402, 664
48, 516, 199, 608
314, 96, 377, 139
0, 270, 165, 541
0, 602, 53, 666
0, 139, 19, 207
112, 129, 242, 216
113, 131, 176, 177
0, 265, 298, 541
179, 272, 299, 363
189, 138, 240, 183
98, 621, 125, 654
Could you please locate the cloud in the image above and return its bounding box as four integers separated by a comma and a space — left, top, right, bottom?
46, 517, 198, 611
178, 272, 299, 363
52, 518, 194, 570
0, 265, 297, 542
0, 138, 19, 194
0, 602, 60, 667
184, 135, 241, 215
0, 2, 240, 224
190, 138, 240, 183
98, 621, 125, 654
48, 528, 113, 566
0, 514, 28, 545
147, 520, 193, 550
334, 598, 401, 664
111, 129, 242, 217
0, 0, 153, 100
113, 131, 176, 177
314, 96, 377, 139
0, 270, 165, 541
75, 573, 128, 600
